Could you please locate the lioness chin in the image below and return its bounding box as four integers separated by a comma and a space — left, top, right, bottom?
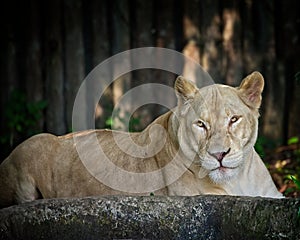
0, 71, 282, 208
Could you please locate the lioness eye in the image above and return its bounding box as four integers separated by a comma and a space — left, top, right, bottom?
230, 116, 239, 123
195, 120, 205, 128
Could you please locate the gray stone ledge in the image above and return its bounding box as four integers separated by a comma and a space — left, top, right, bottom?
0, 195, 299, 240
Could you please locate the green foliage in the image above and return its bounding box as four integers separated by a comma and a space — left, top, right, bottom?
254, 136, 277, 158
255, 135, 300, 197
282, 136, 300, 197
288, 136, 299, 145
289, 175, 300, 190
288, 137, 300, 164
1, 89, 47, 146
254, 137, 266, 158
105, 108, 141, 132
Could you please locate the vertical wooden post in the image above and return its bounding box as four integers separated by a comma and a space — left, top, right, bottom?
25, 0, 44, 133
43, 0, 66, 134
64, 0, 85, 132
199, 0, 223, 83
89, 0, 113, 129
109, 0, 131, 130
220, 0, 243, 85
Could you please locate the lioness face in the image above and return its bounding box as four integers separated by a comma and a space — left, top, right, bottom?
175, 72, 264, 184
187, 86, 257, 183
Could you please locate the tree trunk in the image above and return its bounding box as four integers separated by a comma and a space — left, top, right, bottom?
25, 0, 44, 133
152, 0, 177, 118
109, 0, 131, 131
129, 0, 157, 130
220, 0, 243, 86
255, 1, 285, 142
280, 1, 300, 141
199, 0, 223, 83
43, 0, 66, 135
64, 0, 85, 132
0, 2, 20, 159
0, 196, 299, 239
88, 0, 113, 129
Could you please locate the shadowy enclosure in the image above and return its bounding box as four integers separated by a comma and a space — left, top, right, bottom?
0, 0, 300, 196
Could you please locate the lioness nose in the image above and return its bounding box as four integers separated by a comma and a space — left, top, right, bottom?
209, 148, 231, 162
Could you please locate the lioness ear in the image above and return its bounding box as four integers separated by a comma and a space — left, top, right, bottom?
175, 76, 198, 105
238, 71, 264, 109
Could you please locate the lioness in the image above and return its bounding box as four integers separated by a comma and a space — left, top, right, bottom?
0, 72, 282, 207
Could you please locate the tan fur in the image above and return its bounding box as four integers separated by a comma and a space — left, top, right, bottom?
0, 72, 282, 207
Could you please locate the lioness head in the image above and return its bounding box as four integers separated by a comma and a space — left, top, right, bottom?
174, 72, 264, 184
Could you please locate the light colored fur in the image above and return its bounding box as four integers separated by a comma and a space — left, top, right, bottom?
0, 72, 282, 207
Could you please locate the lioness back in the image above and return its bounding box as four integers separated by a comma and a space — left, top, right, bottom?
0, 128, 171, 208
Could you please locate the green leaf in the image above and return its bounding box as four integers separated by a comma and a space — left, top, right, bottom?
284, 187, 296, 195
254, 138, 265, 158
105, 117, 113, 128
289, 175, 300, 190
0, 136, 8, 144
288, 136, 299, 145
37, 100, 48, 109
16, 124, 22, 132
3, 89, 48, 144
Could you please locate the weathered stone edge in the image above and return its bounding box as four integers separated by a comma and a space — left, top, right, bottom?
0, 195, 299, 240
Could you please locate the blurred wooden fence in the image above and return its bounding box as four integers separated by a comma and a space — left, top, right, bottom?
0, 0, 299, 160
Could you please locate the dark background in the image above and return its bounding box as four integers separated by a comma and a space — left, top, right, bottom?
0, 0, 299, 166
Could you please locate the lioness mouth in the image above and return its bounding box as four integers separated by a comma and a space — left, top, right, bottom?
212, 166, 237, 171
